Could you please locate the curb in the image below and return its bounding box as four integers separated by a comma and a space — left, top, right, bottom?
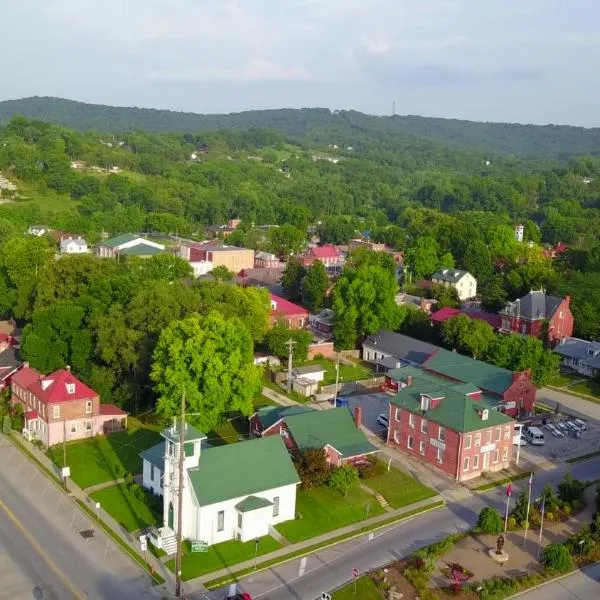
203, 498, 445, 590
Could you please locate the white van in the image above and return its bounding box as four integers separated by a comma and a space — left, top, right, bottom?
524, 426, 545, 445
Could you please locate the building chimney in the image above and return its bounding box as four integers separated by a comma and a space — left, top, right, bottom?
66, 365, 71, 372
23, 361, 29, 369
564, 295, 570, 307
405, 375, 413, 387
354, 406, 362, 429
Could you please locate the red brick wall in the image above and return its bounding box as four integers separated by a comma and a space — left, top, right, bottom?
307, 342, 335, 359
503, 373, 536, 415
325, 445, 342, 467
547, 298, 574, 344
458, 425, 513, 481
270, 314, 309, 330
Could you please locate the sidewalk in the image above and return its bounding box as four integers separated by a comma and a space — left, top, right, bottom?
7, 432, 177, 594
184, 494, 443, 591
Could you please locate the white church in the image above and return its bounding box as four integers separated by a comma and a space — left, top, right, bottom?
140, 422, 300, 552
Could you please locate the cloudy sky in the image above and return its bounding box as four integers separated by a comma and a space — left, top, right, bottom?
3, 0, 599, 125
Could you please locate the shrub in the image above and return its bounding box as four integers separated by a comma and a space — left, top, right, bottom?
327, 464, 359, 496
292, 448, 329, 490
2, 414, 10, 434
571, 499, 584, 511
511, 490, 529, 526
507, 516, 518, 530
563, 505, 572, 517
540, 482, 559, 512
475, 576, 519, 600
124, 472, 135, 486
476, 507, 504, 534
545, 512, 554, 522
558, 474, 585, 504
357, 456, 385, 479
543, 543, 573, 573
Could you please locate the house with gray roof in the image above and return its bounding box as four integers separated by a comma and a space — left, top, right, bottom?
140, 423, 300, 550
431, 268, 477, 301
499, 290, 573, 344
362, 331, 438, 371
554, 337, 600, 377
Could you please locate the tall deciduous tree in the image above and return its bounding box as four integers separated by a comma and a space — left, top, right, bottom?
333, 265, 399, 349
442, 315, 495, 359
301, 260, 329, 312
151, 312, 261, 429
264, 323, 312, 362
404, 236, 439, 281
281, 258, 307, 301
269, 224, 306, 257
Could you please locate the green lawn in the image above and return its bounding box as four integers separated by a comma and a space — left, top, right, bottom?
166, 536, 281, 580
276, 485, 385, 543
570, 379, 600, 399
549, 373, 600, 401
48, 417, 162, 489
363, 466, 437, 509
296, 359, 372, 386
333, 576, 382, 599
90, 482, 160, 532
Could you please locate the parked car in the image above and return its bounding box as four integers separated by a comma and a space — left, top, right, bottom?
575, 419, 587, 431
557, 422, 568, 433
377, 413, 389, 429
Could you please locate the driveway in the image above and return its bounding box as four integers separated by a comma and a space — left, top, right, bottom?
346, 390, 391, 440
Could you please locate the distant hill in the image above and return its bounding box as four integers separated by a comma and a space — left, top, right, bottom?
1, 96, 599, 160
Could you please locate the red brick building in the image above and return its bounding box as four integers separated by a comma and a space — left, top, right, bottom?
499, 290, 573, 345
270, 293, 309, 329
386, 368, 515, 482
250, 405, 377, 467
300, 245, 343, 268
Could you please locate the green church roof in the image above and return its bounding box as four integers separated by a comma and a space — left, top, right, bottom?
235, 495, 273, 513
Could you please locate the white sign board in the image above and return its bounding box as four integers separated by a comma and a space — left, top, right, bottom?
61, 466, 71, 478
480, 443, 496, 454
504, 401, 516, 410
139, 535, 147, 552
429, 438, 446, 450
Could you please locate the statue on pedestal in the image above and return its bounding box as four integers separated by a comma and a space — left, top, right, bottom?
496, 534, 505, 556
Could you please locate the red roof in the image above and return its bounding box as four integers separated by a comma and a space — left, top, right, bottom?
430, 307, 501, 329
308, 245, 340, 259
99, 403, 128, 416
11, 366, 42, 388
430, 307, 461, 324
27, 369, 98, 403
270, 293, 309, 318
24, 410, 38, 420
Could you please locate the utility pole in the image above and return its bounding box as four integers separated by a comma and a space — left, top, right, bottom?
175, 392, 186, 598
285, 338, 296, 393
333, 353, 341, 406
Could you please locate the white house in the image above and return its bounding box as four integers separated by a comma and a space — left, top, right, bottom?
27, 225, 49, 237
431, 269, 477, 301
60, 236, 88, 254
140, 423, 299, 550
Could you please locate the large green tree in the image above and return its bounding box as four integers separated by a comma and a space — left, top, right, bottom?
301, 260, 329, 312
281, 258, 307, 302
150, 312, 261, 429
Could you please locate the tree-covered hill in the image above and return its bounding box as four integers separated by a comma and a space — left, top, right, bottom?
1, 96, 599, 161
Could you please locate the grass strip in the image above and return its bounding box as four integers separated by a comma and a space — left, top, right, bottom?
473, 471, 532, 492
76, 499, 165, 585
204, 500, 444, 589
567, 450, 600, 464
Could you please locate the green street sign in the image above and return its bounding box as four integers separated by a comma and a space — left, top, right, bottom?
191, 540, 209, 553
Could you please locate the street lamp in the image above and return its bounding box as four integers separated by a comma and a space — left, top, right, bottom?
578, 539, 585, 557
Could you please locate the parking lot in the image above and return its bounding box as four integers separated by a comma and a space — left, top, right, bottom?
345, 390, 391, 440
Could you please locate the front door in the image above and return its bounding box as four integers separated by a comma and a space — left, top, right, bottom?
168, 502, 174, 530
482, 452, 490, 471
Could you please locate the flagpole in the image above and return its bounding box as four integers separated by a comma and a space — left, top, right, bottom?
536, 498, 545, 559
523, 473, 533, 548
504, 486, 511, 533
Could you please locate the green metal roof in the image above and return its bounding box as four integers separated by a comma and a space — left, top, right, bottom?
161, 423, 206, 445
140, 441, 165, 472
187, 436, 300, 506
284, 408, 377, 458
118, 243, 164, 257
390, 372, 514, 433
423, 348, 514, 395
102, 233, 140, 248
255, 405, 315, 431
235, 495, 273, 513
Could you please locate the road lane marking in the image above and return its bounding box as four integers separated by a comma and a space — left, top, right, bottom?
298, 557, 307, 577
0, 495, 87, 600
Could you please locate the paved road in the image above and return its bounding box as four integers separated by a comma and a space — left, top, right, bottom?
511, 563, 600, 600
200, 456, 600, 600
539, 387, 600, 422
0, 437, 164, 600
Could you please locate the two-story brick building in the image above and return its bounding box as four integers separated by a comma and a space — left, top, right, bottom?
270, 293, 309, 330
11, 365, 127, 447
499, 290, 573, 345
387, 368, 515, 482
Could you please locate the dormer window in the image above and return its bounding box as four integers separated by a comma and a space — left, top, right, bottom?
481, 409, 489, 421
41, 379, 53, 391
66, 383, 76, 394
86, 400, 93, 414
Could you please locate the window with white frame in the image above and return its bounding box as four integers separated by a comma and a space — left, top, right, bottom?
70, 422, 77, 434
439, 426, 445, 442
85, 420, 92, 432
66, 383, 75, 394
53, 405, 60, 419
503, 447, 509, 462
421, 419, 428, 434
463, 457, 470, 471
493, 449, 499, 464
273, 496, 280, 517
437, 447, 443, 464
504, 426, 511, 440
486, 430, 492, 444
86, 400, 93, 414
395, 407, 401, 421
393, 430, 399, 444
475, 433, 481, 447
495, 427, 501, 442
407, 436, 413, 450
465, 434, 472, 449
419, 441, 425, 455
217, 510, 225, 531
409, 413, 415, 429
473, 454, 479, 469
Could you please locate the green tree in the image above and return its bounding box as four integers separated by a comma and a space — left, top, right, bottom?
264, 323, 312, 362
442, 315, 495, 359
150, 312, 260, 429
511, 490, 529, 526
211, 265, 234, 281
269, 224, 306, 257
540, 483, 559, 513
558, 474, 585, 504
404, 236, 439, 280
431, 284, 459, 309
281, 258, 306, 301
476, 507, 504, 534
333, 265, 399, 349
2, 414, 11, 434
292, 448, 329, 490
543, 544, 572, 572
328, 465, 359, 497
301, 260, 329, 311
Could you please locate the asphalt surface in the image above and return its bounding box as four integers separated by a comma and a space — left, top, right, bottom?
0, 437, 164, 600
200, 455, 600, 600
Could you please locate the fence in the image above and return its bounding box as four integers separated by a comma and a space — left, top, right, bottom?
320, 377, 385, 396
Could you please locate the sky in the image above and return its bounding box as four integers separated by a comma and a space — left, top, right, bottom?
3, 0, 600, 126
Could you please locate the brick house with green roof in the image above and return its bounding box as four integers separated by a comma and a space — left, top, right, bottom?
140, 423, 300, 549
250, 406, 378, 467
386, 369, 516, 482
